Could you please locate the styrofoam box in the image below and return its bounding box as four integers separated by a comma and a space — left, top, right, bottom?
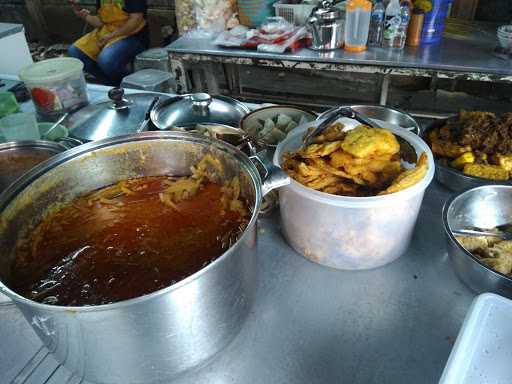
440, 293, 512, 384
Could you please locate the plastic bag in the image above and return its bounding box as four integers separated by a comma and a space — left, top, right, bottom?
175, 0, 197, 36
257, 26, 309, 53
214, 18, 310, 53
185, 0, 239, 38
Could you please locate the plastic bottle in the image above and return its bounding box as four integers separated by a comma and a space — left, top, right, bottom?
382, 0, 401, 48
344, 0, 372, 52
395, 1, 411, 48
368, 0, 385, 47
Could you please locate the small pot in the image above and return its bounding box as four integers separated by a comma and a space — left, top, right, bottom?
65, 87, 170, 142
0, 140, 66, 194
318, 104, 422, 136
151, 93, 250, 130
0, 132, 289, 383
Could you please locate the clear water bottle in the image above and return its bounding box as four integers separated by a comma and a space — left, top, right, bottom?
368, 0, 385, 46
382, 0, 401, 48
396, 1, 411, 49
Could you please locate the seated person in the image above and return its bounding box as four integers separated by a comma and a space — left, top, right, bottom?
68, 0, 149, 85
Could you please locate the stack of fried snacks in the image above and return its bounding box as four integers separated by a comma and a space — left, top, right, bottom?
282, 124, 428, 197
428, 111, 512, 180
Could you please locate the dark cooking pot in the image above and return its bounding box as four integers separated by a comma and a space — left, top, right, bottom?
0, 132, 289, 383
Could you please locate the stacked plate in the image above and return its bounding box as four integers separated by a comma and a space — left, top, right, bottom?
497, 25, 512, 50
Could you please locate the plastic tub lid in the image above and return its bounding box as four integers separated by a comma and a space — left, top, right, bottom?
19, 58, 84, 84
440, 293, 512, 384
136, 48, 169, 60
121, 69, 172, 88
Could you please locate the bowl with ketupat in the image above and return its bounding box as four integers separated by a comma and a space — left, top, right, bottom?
425, 111, 512, 192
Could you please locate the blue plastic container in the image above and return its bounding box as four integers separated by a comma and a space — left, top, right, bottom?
421, 0, 452, 44
238, 0, 275, 27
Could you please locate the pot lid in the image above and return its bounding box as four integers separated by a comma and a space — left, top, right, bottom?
66, 88, 166, 142
312, 1, 341, 20
0, 140, 64, 193
151, 93, 250, 130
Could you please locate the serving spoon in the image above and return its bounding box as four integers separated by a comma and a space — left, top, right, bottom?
453, 224, 512, 241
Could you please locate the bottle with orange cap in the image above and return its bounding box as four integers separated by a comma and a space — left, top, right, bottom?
344, 0, 372, 52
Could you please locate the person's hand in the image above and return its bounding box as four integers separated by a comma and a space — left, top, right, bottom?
97, 33, 114, 48
77, 9, 90, 19
68, 0, 87, 18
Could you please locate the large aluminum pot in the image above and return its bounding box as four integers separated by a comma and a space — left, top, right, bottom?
0, 132, 289, 383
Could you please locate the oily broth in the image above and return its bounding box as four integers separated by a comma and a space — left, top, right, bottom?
11, 174, 249, 306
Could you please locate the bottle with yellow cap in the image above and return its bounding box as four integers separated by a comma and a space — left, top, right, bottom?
344, 0, 372, 52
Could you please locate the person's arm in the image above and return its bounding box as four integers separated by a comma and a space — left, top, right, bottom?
97, 13, 144, 47
69, 0, 103, 28
80, 10, 104, 28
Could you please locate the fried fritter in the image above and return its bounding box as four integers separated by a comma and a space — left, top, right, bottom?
282, 123, 427, 197
341, 126, 400, 158
378, 153, 428, 195
463, 163, 509, 180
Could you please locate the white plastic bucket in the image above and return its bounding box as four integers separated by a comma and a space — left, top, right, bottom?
273, 120, 435, 270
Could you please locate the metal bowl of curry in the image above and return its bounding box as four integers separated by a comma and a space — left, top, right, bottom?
424, 112, 512, 192
0, 131, 288, 382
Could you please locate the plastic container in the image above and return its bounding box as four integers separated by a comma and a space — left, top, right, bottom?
274, 1, 317, 25
0, 92, 20, 119
38, 122, 69, 141
238, 0, 275, 27
18, 58, 88, 117
121, 69, 175, 93
134, 48, 170, 72
0, 112, 40, 141
421, 0, 451, 44
344, 0, 372, 52
273, 119, 434, 270
440, 293, 512, 384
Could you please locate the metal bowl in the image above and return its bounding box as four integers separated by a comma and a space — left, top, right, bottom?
318, 105, 422, 136
443, 185, 512, 298
424, 118, 512, 192
240, 105, 317, 150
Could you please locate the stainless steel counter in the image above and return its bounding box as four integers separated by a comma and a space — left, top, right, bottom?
168, 34, 512, 80
1, 181, 475, 384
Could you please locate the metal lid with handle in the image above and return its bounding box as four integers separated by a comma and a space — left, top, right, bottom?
150, 93, 250, 130
309, 0, 341, 21
66, 88, 168, 142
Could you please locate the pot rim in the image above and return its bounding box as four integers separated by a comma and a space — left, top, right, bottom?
0, 131, 263, 312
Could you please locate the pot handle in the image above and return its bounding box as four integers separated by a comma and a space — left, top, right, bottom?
250, 153, 290, 196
